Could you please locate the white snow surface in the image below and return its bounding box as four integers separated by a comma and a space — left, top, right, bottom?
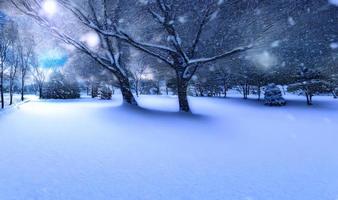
1, 95, 338, 200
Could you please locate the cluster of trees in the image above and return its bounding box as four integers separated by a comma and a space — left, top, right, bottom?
0, 14, 42, 109
6, 0, 338, 111
66, 49, 338, 106
189, 63, 337, 105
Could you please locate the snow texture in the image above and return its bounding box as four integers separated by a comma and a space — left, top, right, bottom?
1, 95, 338, 200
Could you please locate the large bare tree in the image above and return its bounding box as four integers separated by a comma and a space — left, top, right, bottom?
11, 0, 138, 105
51, 0, 256, 112
10, 0, 257, 112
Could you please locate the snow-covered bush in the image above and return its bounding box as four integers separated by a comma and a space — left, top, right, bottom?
264, 83, 286, 106
42, 71, 80, 99
98, 86, 112, 100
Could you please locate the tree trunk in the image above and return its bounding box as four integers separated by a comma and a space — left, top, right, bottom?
257, 86, 261, 100
243, 84, 248, 99
116, 74, 137, 105
0, 65, 4, 109
9, 81, 13, 105
39, 86, 43, 99
223, 82, 227, 98
306, 93, 312, 105
176, 76, 190, 112
282, 86, 286, 95
246, 84, 250, 99
21, 76, 25, 101
91, 84, 98, 98
135, 81, 139, 97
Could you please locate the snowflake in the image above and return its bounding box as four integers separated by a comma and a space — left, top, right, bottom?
330, 42, 338, 49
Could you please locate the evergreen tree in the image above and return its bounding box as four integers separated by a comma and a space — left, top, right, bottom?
264, 84, 286, 106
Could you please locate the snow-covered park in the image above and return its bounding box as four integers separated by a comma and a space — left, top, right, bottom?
1, 0, 338, 199
1, 94, 338, 200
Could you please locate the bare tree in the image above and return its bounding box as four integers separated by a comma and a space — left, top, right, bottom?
16, 37, 34, 101
130, 61, 148, 97
10, 0, 138, 105
32, 61, 45, 99
10, 0, 254, 112
9, 44, 20, 105
57, 0, 257, 111
0, 21, 16, 108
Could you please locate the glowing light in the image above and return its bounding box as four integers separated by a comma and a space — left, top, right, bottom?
249, 51, 277, 69
81, 32, 100, 48
42, 0, 58, 16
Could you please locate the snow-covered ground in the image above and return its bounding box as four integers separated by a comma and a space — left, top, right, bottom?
0, 93, 38, 108
0, 95, 338, 200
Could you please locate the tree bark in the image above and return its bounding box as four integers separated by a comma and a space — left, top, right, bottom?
257, 86, 261, 100
9, 82, 13, 105
135, 80, 139, 97
0, 64, 4, 109
21, 76, 25, 101
306, 93, 312, 105
242, 84, 248, 99
176, 76, 190, 112
39, 86, 43, 99
116, 73, 137, 105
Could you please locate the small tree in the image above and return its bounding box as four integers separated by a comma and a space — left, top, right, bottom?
31, 53, 45, 99
288, 67, 331, 105
264, 83, 286, 106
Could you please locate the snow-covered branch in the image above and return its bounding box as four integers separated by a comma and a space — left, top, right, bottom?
189, 4, 216, 57
189, 44, 253, 65
116, 31, 174, 66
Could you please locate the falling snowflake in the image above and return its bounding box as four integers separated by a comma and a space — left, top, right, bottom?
288, 17, 296, 26
271, 40, 280, 48
330, 42, 338, 49
178, 16, 187, 24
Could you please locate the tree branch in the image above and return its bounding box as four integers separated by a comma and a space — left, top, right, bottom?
189, 44, 252, 65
